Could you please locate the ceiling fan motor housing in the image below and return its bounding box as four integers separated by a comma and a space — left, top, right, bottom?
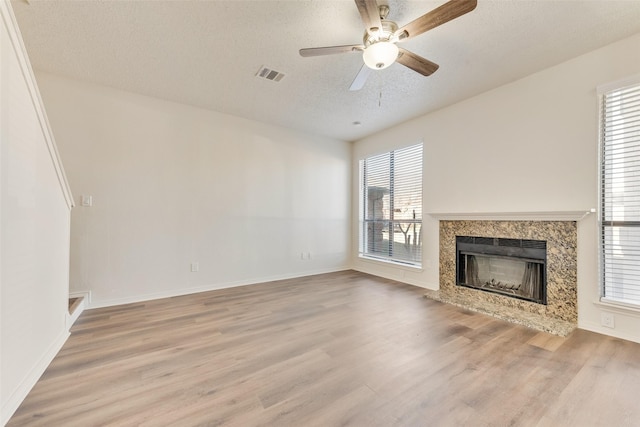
363, 19, 399, 46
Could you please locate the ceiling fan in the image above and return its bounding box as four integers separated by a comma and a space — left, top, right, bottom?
299, 0, 477, 91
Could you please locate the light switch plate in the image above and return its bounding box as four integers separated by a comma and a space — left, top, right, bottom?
81, 195, 92, 207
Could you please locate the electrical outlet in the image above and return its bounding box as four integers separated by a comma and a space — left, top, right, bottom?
190, 262, 199, 272
601, 312, 615, 328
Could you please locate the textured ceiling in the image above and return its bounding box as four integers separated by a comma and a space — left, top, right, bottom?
11, 0, 640, 142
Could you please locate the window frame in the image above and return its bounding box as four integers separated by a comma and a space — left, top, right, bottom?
598, 74, 640, 308
358, 142, 423, 268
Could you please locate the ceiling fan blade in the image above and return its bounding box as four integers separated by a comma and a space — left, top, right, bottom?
396, 48, 439, 76
396, 0, 477, 41
349, 64, 372, 91
355, 0, 382, 35
299, 45, 364, 57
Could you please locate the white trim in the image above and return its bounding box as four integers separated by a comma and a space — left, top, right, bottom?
0, 329, 70, 426
357, 255, 423, 272
596, 88, 605, 301
596, 72, 640, 95
87, 267, 350, 309
595, 299, 640, 317
579, 321, 640, 345
66, 301, 85, 330
355, 138, 425, 161
598, 77, 640, 307
352, 265, 433, 289
69, 290, 92, 305
66, 294, 89, 330
428, 210, 593, 221
0, 1, 74, 210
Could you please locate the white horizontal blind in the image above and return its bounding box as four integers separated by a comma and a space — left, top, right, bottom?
359, 143, 423, 266
601, 81, 640, 306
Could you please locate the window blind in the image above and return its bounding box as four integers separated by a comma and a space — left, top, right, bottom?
359, 143, 423, 266
601, 81, 640, 306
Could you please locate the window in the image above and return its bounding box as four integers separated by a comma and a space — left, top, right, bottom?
359, 143, 423, 266
600, 79, 640, 306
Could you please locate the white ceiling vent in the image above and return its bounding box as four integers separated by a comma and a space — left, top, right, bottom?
256, 66, 285, 82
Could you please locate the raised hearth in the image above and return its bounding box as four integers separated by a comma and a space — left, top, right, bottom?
426, 220, 578, 336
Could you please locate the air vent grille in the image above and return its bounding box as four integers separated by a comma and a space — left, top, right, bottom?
256, 66, 285, 82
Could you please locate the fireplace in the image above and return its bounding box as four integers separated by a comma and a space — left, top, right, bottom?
456, 236, 547, 305
426, 219, 577, 335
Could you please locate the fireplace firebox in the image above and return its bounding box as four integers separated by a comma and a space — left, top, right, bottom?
456, 236, 547, 305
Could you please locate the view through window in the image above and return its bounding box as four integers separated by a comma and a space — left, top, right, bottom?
359, 143, 423, 266
601, 80, 640, 306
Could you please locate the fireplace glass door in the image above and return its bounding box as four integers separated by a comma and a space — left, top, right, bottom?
456, 236, 546, 304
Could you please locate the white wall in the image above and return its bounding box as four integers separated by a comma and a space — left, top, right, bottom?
352, 32, 640, 343
34, 73, 351, 308
1, 2, 73, 424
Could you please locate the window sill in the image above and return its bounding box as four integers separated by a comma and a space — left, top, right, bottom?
594, 298, 640, 318
357, 255, 423, 272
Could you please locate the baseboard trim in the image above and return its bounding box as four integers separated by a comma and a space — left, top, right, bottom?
351, 265, 435, 290
69, 290, 91, 305
1, 329, 70, 426
66, 298, 86, 331
87, 266, 351, 309
578, 320, 640, 344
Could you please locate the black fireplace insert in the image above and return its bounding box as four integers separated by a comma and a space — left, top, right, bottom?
456, 236, 547, 304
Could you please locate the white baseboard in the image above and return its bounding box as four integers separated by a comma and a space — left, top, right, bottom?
1, 329, 69, 426
578, 320, 640, 344
65, 300, 86, 331
352, 265, 436, 290
69, 290, 91, 305
88, 266, 351, 309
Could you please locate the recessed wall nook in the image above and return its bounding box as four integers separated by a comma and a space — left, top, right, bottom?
425, 211, 591, 336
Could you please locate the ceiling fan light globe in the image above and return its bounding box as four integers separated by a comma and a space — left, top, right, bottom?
363, 42, 398, 70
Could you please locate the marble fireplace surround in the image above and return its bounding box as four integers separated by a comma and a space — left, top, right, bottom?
424, 212, 589, 336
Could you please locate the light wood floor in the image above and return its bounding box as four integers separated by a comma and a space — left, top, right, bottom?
8, 270, 640, 426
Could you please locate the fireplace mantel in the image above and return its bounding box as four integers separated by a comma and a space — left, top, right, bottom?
428, 210, 593, 221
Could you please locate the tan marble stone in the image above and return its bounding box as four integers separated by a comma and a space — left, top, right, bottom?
429, 220, 577, 335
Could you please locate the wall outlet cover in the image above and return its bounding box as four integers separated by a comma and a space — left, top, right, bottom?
601, 312, 615, 329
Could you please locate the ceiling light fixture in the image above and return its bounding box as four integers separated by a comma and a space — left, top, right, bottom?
362, 41, 399, 70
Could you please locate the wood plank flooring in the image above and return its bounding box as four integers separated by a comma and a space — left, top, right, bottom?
8, 270, 640, 426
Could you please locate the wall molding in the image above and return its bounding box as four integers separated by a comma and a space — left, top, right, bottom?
428, 210, 593, 221
0, 0, 74, 210
579, 320, 640, 345
88, 266, 351, 309
0, 330, 69, 426
66, 291, 90, 330
352, 265, 434, 290
69, 290, 91, 305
